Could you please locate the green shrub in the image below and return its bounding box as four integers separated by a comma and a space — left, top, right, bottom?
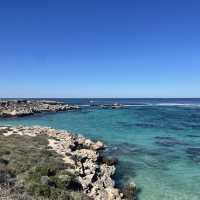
0, 134, 91, 200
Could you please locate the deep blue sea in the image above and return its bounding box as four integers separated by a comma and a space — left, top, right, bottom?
1, 98, 200, 200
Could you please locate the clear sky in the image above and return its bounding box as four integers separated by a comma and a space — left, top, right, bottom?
0, 0, 200, 98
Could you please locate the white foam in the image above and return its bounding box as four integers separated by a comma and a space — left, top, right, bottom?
123, 103, 200, 108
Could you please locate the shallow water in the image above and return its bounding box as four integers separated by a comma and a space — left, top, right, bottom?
0, 98, 200, 200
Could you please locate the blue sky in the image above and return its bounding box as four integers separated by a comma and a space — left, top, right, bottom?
0, 0, 200, 98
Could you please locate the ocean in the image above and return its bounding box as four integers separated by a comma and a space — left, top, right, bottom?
0, 98, 200, 200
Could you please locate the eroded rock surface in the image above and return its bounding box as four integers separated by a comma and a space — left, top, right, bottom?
0, 126, 135, 200
0, 100, 80, 118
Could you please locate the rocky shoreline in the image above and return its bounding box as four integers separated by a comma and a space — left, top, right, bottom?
0, 100, 80, 118
0, 100, 127, 118
0, 126, 136, 200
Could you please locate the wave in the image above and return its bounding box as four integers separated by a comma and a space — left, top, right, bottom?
155, 103, 200, 107
79, 104, 91, 107
124, 103, 200, 107
77, 103, 200, 108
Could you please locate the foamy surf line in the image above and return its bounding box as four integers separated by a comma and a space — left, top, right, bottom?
124, 103, 200, 107
77, 103, 200, 108
155, 103, 200, 107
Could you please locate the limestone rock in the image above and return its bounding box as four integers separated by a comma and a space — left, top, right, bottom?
91, 141, 104, 150
0, 100, 80, 118
0, 125, 135, 200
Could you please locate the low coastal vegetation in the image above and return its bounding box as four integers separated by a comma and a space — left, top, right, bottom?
0, 133, 90, 200
0, 126, 136, 200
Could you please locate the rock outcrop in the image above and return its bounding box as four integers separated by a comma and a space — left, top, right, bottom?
98, 103, 125, 109
0, 126, 135, 200
0, 100, 80, 118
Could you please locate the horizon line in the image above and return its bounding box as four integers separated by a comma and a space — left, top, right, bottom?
1, 97, 200, 99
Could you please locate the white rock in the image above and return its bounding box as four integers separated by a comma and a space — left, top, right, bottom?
92, 141, 104, 150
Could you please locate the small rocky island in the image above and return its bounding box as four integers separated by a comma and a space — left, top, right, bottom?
99, 103, 125, 109
0, 126, 136, 200
90, 103, 126, 109
0, 100, 80, 118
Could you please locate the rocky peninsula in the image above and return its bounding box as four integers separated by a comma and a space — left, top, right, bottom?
0, 100, 80, 118
0, 126, 136, 200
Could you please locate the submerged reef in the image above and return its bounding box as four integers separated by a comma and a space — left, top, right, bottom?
154, 136, 187, 147
186, 147, 200, 163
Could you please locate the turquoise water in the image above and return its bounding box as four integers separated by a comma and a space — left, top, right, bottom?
0, 99, 200, 200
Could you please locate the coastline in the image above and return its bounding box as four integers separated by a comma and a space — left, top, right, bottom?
0, 100, 128, 119
0, 125, 136, 200
0, 100, 80, 118
1, 98, 200, 199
